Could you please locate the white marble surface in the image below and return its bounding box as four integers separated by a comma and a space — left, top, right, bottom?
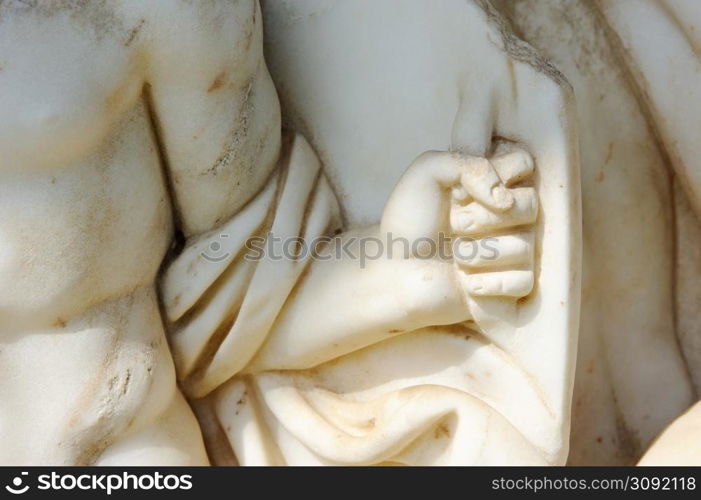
1, 0, 700, 466
494, 0, 701, 465
239, 0, 580, 465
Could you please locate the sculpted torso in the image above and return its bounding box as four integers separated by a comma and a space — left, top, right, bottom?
0, 0, 279, 464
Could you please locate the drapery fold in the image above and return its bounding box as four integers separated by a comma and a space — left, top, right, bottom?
162, 133, 343, 398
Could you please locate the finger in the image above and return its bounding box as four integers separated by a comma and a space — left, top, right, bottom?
381, 151, 464, 240
460, 270, 534, 297
490, 144, 534, 186
405, 150, 466, 186
460, 156, 514, 211
454, 232, 534, 269
450, 187, 537, 235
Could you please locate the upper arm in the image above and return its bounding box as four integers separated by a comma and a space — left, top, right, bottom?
145, 0, 281, 237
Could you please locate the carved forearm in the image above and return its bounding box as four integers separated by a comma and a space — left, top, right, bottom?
246, 225, 470, 372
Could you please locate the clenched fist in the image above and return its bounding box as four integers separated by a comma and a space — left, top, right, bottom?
380, 141, 537, 322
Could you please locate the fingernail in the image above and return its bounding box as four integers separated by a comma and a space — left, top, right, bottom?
491, 185, 514, 210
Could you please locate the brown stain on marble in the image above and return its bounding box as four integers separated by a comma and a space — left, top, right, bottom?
208, 72, 227, 93
596, 142, 614, 183
123, 19, 145, 47
434, 422, 451, 439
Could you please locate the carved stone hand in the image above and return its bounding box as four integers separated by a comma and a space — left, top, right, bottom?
380, 143, 537, 324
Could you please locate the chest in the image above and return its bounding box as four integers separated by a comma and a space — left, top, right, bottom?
0, 9, 145, 171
